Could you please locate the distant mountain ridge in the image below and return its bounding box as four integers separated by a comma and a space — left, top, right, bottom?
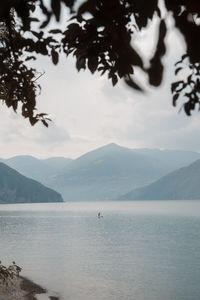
0, 162, 63, 204
132, 148, 200, 173
47, 143, 165, 201
0, 156, 73, 183
120, 159, 200, 200
46, 143, 200, 201
1, 144, 200, 202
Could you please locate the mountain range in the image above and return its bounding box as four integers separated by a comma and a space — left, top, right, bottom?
46, 144, 200, 201
120, 159, 200, 200
1, 143, 200, 202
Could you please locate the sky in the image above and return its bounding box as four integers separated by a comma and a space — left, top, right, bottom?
1, 7, 200, 159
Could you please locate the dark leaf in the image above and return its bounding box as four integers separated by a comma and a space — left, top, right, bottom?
175, 67, 182, 75
128, 46, 144, 69
40, 16, 51, 29
175, 60, 182, 66
88, 56, 98, 74
12, 101, 18, 112
29, 117, 38, 126
148, 19, 167, 86
148, 63, 163, 86
184, 102, 191, 116
51, 49, 59, 65
28, 17, 39, 23
49, 29, 62, 34
171, 81, 183, 93
42, 119, 49, 127
51, 0, 61, 21
31, 31, 43, 39
25, 56, 36, 61
172, 93, 179, 106
77, 2, 91, 16
124, 77, 144, 92
182, 54, 188, 60
112, 75, 118, 86
76, 57, 86, 71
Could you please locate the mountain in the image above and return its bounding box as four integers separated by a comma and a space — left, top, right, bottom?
0, 162, 63, 204
132, 148, 200, 173
120, 159, 200, 200
2, 145, 200, 202
0, 156, 52, 183
42, 157, 72, 171
47, 143, 200, 201
0, 156, 73, 183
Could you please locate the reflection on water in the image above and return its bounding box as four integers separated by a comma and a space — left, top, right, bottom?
0, 201, 200, 300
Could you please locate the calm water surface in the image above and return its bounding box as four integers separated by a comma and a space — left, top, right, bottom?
0, 201, 200, 300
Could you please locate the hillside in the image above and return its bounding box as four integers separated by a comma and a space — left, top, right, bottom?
47, 143, 199, 201
120, 159, 200, 200
0, 163, 63, 204
43, 157, 72, 171
0, 156, 72, 183
132, 148, 200, 173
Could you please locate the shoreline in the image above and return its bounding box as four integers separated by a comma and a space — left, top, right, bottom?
0, 276, 59, 300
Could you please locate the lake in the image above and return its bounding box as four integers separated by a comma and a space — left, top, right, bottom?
0, 200, 200, 300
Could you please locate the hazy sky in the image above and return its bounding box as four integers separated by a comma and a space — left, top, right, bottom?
1, 10, 200, 159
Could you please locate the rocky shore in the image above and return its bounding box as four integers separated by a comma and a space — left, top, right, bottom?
0, 276, 59, 300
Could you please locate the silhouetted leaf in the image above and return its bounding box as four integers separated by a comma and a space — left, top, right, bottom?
88, 56, 98, 74
184, 102, 191, 116
51, 0, 61, 21
172, 93, 179, 106
148, 19, 167, 86
182, 54, 188, 60
31, 31, 43, 39
29, 117, 38, 126
42, 119, 49, 127
124, 77, 144, 92
25, 56, 36, 61
171, 81, 183, 93
112, 75, 118, 86
51, 49, 59, 65
49, 29, 62, 34
76, 57, 86, 71
175, 67, 182, 75
28, 17, 39, 23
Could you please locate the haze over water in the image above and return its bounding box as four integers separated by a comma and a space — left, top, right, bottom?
0, 201, 200, 300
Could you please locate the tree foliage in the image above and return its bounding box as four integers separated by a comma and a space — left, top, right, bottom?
0, 0, 200, 125
0, 261, 22, 285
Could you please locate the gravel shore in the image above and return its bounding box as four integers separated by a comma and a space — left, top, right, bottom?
0, 276, 59, 300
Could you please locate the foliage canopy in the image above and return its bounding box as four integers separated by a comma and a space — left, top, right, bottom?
0, 0, 200, 125
0, 261, 21, 285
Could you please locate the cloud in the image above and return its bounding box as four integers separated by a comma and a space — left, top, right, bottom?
32, 122, 71, 146
0, 106, 71, 157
